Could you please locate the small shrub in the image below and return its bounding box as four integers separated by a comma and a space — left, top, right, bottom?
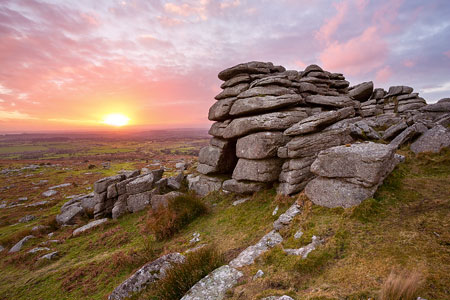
154, 245, 225, 300
380, 270, 422, 300
144, 193, 208, 240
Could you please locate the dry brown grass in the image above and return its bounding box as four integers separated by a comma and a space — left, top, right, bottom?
380, 269, 423, 300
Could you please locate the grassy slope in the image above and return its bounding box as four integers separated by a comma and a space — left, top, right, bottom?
0, 149, 449, 300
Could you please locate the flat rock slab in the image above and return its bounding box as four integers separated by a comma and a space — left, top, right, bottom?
73, 218, 108, 237
229, 230, 283, 268
232, 158, 282, 182
236, 131, 289, 159
230, 94, 303, 117
56, 205, 84, 225
410, 125, 450, 154
222, 179, 269, 194
349, 81, 373, 102
9, 235, 34, 253
218, 61, 275, 81
109, 253, 185, 300
305, 95, 355, 108
262, 296, 294, 300
222, 109, 308, 139
42, 190, 58, 197
273, 203, 301, 230
126, 174, 154, 195
180, 265, 243, 300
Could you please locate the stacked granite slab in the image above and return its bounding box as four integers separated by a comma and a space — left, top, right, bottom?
382, 86, 427, 115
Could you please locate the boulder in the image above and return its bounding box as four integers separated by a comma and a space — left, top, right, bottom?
151, 191, 183, 210
215, 83, 249, 100
39, 251, 58, 260
305, 142, 401, 208
386, 86, 414, 96
284, 107, 355, 136
229, 230, 283, 268
305, 95, 356, 108
279, 128, 353, 158
236, 131, 289, 159
208, 97, 237, 121
127, 190, 157, 213
237, 85, 296, 98
218, 61, 275, 81
222, 108, 308, 139
420, 101, 450, 112
232, 158, 283, 182
410, 125, 450, 154
229, 94, 303, 116
187, 174, 224, 197
56, 205, 84, 225
180, 265, 243, 300
72, 218, 108, 237
222, 179, 269, 194
94, 175, 124, 194
382, 121, 408, 140
19, 215, 36, 223
390, 123, 428, 149
167, 172, 184, 190
42, 190, 57, 197
109, 253, 185, 300
107, 184, 118, 199
349, 81, 373, 102
80, 194, 96, 215
9, 235, 34, 253
112, 195, 128, 219
126, 174, 154, 195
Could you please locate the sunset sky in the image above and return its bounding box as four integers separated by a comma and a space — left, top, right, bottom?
1, 0, 450, 132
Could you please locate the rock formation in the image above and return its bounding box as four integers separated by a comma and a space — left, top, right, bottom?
192, 61, 450, 197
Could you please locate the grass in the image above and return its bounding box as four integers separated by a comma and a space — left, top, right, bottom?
380, 269, 422, 300
140, 245, 225, 300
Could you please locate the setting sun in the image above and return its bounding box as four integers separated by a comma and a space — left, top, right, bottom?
103, 113, 130, 127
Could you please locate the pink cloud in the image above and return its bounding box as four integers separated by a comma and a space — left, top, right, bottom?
403, 59, 415, 67
354, 0, 369, 11
138, 35, 173, 49
375, 65, 392, 83
372, 0, 404, 34
444, 50, 450, 58
319, 26, 388, 75
295, 60, 307, 69
315, 2, 349, 43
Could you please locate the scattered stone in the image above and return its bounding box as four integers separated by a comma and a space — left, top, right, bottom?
272, 206, 279, 216
49, 183, 71, 189
9, 235, 35, 253
232, 197, 250, 206
72, 218, 108, 237
109, 253, 185, 300
284, 236, 322, 258
294, 229, 303, 239
190, 232, 200, 244
42, 190, 57, 197
0, 245, 4, 252
180, 265, 243, 300
273, 203, 301, 230
39, 251, 58, 260
56, 205, 84, 225
19, 215, 36, 223
229, 230, 283, 268
252, 269, 264, 280
18, 197, 28, 201
28, 247, 50, 254
26, 200, 49, 207
261, 295, 294, 300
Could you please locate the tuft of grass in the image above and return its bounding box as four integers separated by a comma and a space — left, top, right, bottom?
380, 269, 422, 300
144, 193, 208, 240
152, 245, 225, 300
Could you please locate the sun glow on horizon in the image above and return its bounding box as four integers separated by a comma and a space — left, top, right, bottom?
102, 113, 130, 127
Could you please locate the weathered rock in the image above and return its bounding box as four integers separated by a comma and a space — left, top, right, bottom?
410, 125, 450, 154
198, 145, 236, 174
280, 128, 353, 158
273, 203, 301, 230
261, 296, 294, 300
420, 101, 450, 112
19, 215, 36, 223
253, 269, 264, 280
222, 179, 269, 194
222, 108, 308, 139
229, 230, 283, 268
112, 195, 128, 219
232, 158, 282, 182
167, 172, 184, 190
187, 174, 224, 197
386, 86, 414, 96
311, 142, 398, 187
382, 121, 408, 140
230, 94, 303, 116
306, 142, 401, 208
303, 64, 323, 75
56, 205, 84, 225
215, 83, 249, 100
210, 137, 231, 149
127, 190, 156, 213
390, 123, 428, 149
42, 190, 57, 197
116, 178, 135, 195
73, 218, 108, 236
126, 174, 154, 195
39, 251, 58, 260
28, 247, 50, 254
218, 61, 275, 81
107, 184, 118, 199
236, 132, 289, 159
284, 235, 322, 258
208, 98, 237, 121
237, 85, 296, 99
349, 81, 373, 102
250, 75, 293, 88
208, 120, 231, 138
108, 253, 186, 300
305, 95, 356, 108
284, 107, 355, 136
180, 265, 243, 300
151, 191, 183, 210
94, 175, 124, 194
118, 169, 140, 179
79, 194, 96, 215
371, 88, 386, 99
220, 74, 251, 89
9, 235, 34, 253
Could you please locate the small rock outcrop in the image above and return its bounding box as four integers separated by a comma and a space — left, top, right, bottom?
305, 142, 402, 208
